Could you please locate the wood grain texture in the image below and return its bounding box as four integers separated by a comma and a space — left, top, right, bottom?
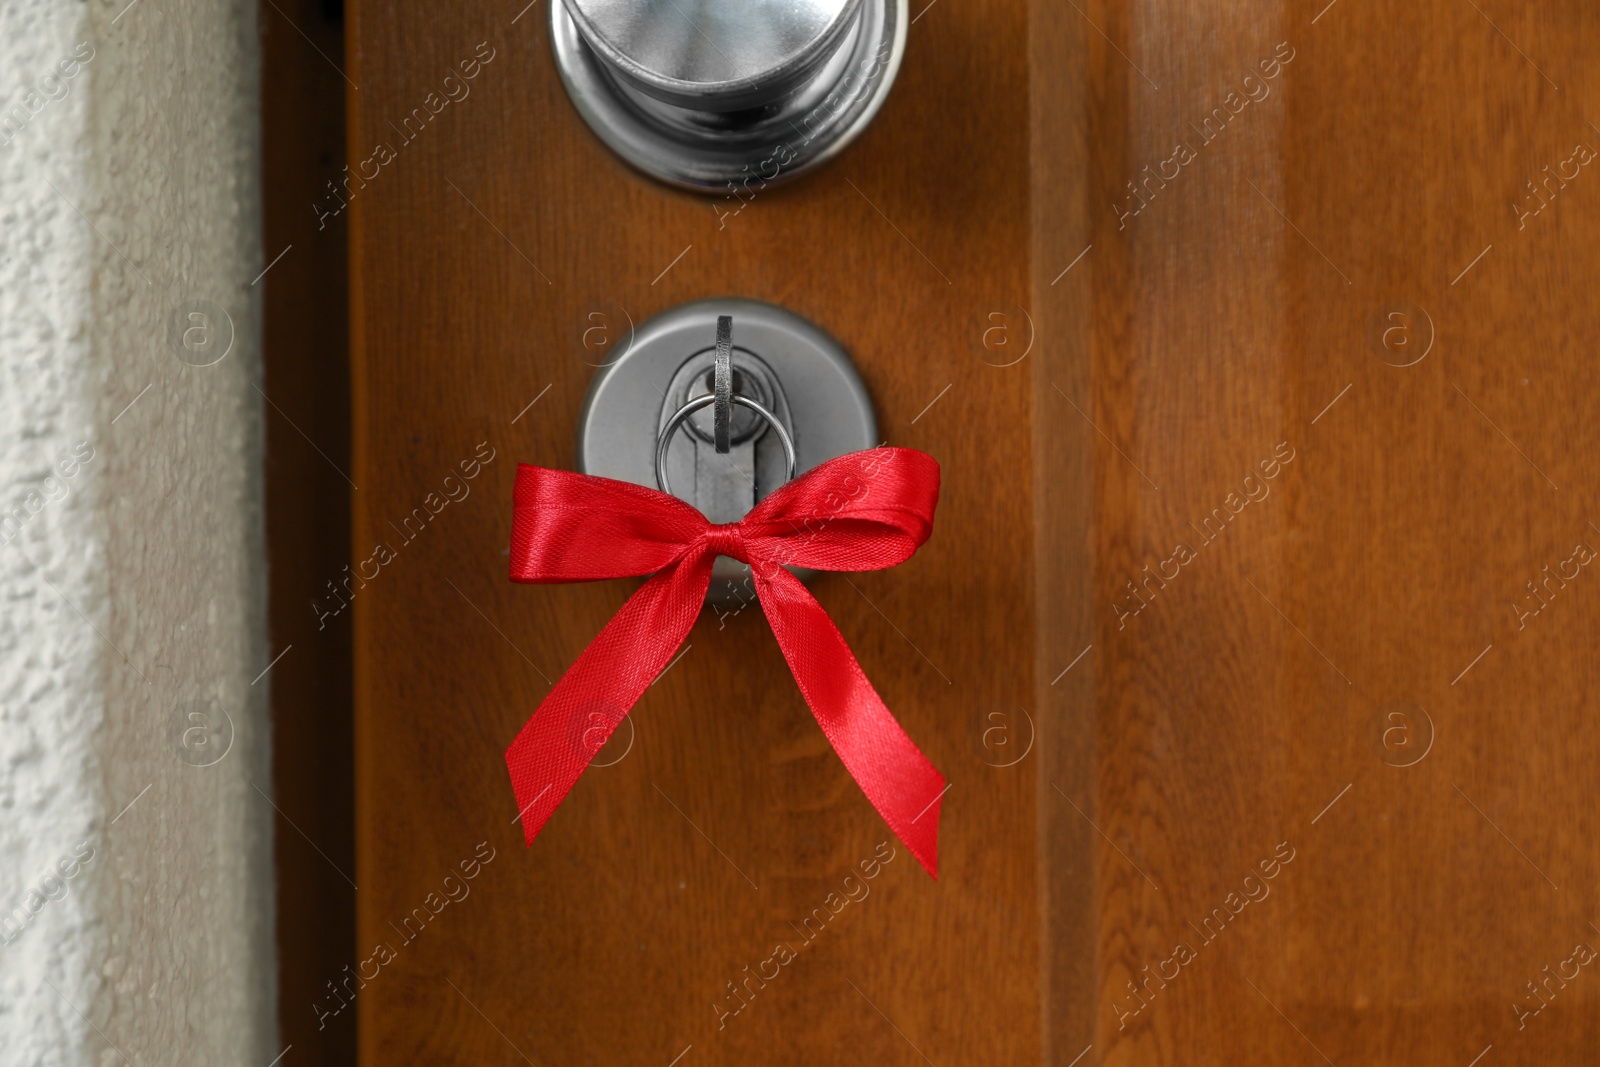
1031, 3, 1099, 1065
347, 1, 1039, 1064
344, 0, 1600, 1063
1072, 2, 1600, 1065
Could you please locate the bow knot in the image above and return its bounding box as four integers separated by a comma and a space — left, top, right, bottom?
504, 447, 947, 877
700, 523, 748, 563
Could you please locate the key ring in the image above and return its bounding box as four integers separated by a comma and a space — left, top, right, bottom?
656, 393, 797, 496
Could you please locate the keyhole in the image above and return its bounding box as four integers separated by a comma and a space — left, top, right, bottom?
703, 367, 748, 397
690, 366, 765, 442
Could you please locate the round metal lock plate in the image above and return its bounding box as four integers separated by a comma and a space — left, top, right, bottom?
576, 299, 877, 603
550, 0, 906, 192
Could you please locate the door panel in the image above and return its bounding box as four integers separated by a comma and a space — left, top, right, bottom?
346, 0, 1600, 1063
348, 1, 1039, 1063
1050, 2, 1600, 1064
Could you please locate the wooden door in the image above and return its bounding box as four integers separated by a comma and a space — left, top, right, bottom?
337, 0, 1600, 1064
346, 1, 1039, 1064
1049, 4, 1600, 1064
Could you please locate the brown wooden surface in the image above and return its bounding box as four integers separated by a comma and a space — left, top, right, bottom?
347, 1, 1038, 1064
261, 1, 355, 1064
1051, 1, 1600, 1064
343, 0, 1600, 1064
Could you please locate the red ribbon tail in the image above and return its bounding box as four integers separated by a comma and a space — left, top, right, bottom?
752, 564, 946, 878
505, 554, 712, 845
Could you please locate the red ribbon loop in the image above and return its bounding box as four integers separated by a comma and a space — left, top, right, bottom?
505, 447, 946, 877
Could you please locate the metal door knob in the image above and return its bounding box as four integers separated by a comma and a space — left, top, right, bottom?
551, 0, 906, 191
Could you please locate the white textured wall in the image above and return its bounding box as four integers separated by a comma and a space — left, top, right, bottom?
0, 0, 273, 1064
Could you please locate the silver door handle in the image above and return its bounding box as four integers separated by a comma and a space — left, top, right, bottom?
551, 0, 906, 191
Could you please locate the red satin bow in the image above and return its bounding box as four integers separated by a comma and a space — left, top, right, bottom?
505, 447, 946, 877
